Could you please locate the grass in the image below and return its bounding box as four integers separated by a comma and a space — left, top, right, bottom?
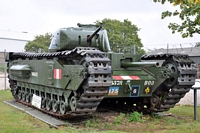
114, 113, 125, 125
127, 111, 145, 122
0, 90, 123, 133
1, 90, 200, 133
0, 90, 57, 133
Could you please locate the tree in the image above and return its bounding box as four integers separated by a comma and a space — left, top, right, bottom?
154, 0, 200, 38
25, 33, 51, 52
96, 19, 145, 54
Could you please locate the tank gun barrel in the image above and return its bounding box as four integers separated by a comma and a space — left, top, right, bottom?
87, 26, 102, 42
121, 62, 159, 67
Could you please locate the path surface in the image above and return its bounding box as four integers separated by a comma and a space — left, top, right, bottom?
0, 73, 199, 106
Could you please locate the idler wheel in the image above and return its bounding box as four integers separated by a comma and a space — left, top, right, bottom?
52, 100, 59, 113
46, 98, 51, 111
70, 96, 77, 111
162, 61, 178, 88
60, 101, 66, 115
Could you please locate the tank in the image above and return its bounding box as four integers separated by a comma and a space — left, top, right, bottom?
6, 23, 197, 119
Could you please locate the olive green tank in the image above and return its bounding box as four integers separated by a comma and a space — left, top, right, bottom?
6, 23, 197, 119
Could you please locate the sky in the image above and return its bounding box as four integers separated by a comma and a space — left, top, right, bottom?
0, 0, 199, 52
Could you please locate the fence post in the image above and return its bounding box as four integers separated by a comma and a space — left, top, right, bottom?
4, 49, 6, 90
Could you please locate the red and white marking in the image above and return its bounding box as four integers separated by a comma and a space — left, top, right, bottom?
112, 76, 140, 80
54, 69, 62, 79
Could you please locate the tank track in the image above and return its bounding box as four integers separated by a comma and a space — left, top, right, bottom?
8, 47, 112, 119
99, 54, 196, 114
142, 54, 196, 112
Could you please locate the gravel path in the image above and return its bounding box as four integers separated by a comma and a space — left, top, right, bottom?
0, 73, 199, 106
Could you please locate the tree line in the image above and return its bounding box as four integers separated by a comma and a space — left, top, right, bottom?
25, 19, 145, 54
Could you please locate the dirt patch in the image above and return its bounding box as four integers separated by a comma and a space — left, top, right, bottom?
60, 111, 194, 133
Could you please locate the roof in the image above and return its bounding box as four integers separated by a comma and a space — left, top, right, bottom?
147, 47, 200, 56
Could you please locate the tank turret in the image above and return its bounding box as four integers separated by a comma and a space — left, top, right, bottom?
48, 23, 111, 52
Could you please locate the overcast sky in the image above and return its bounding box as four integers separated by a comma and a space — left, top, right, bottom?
0, 0, 199, 52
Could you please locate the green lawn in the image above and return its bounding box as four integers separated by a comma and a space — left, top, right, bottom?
0, 90, 122, 133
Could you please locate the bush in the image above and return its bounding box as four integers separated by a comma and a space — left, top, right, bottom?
127, 111, 145, 122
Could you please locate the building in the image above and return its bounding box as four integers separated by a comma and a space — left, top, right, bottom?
147, 47, 200, 64
0, 38, 28, 52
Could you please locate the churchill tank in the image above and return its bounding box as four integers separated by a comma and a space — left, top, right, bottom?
6, 23, 197, 119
